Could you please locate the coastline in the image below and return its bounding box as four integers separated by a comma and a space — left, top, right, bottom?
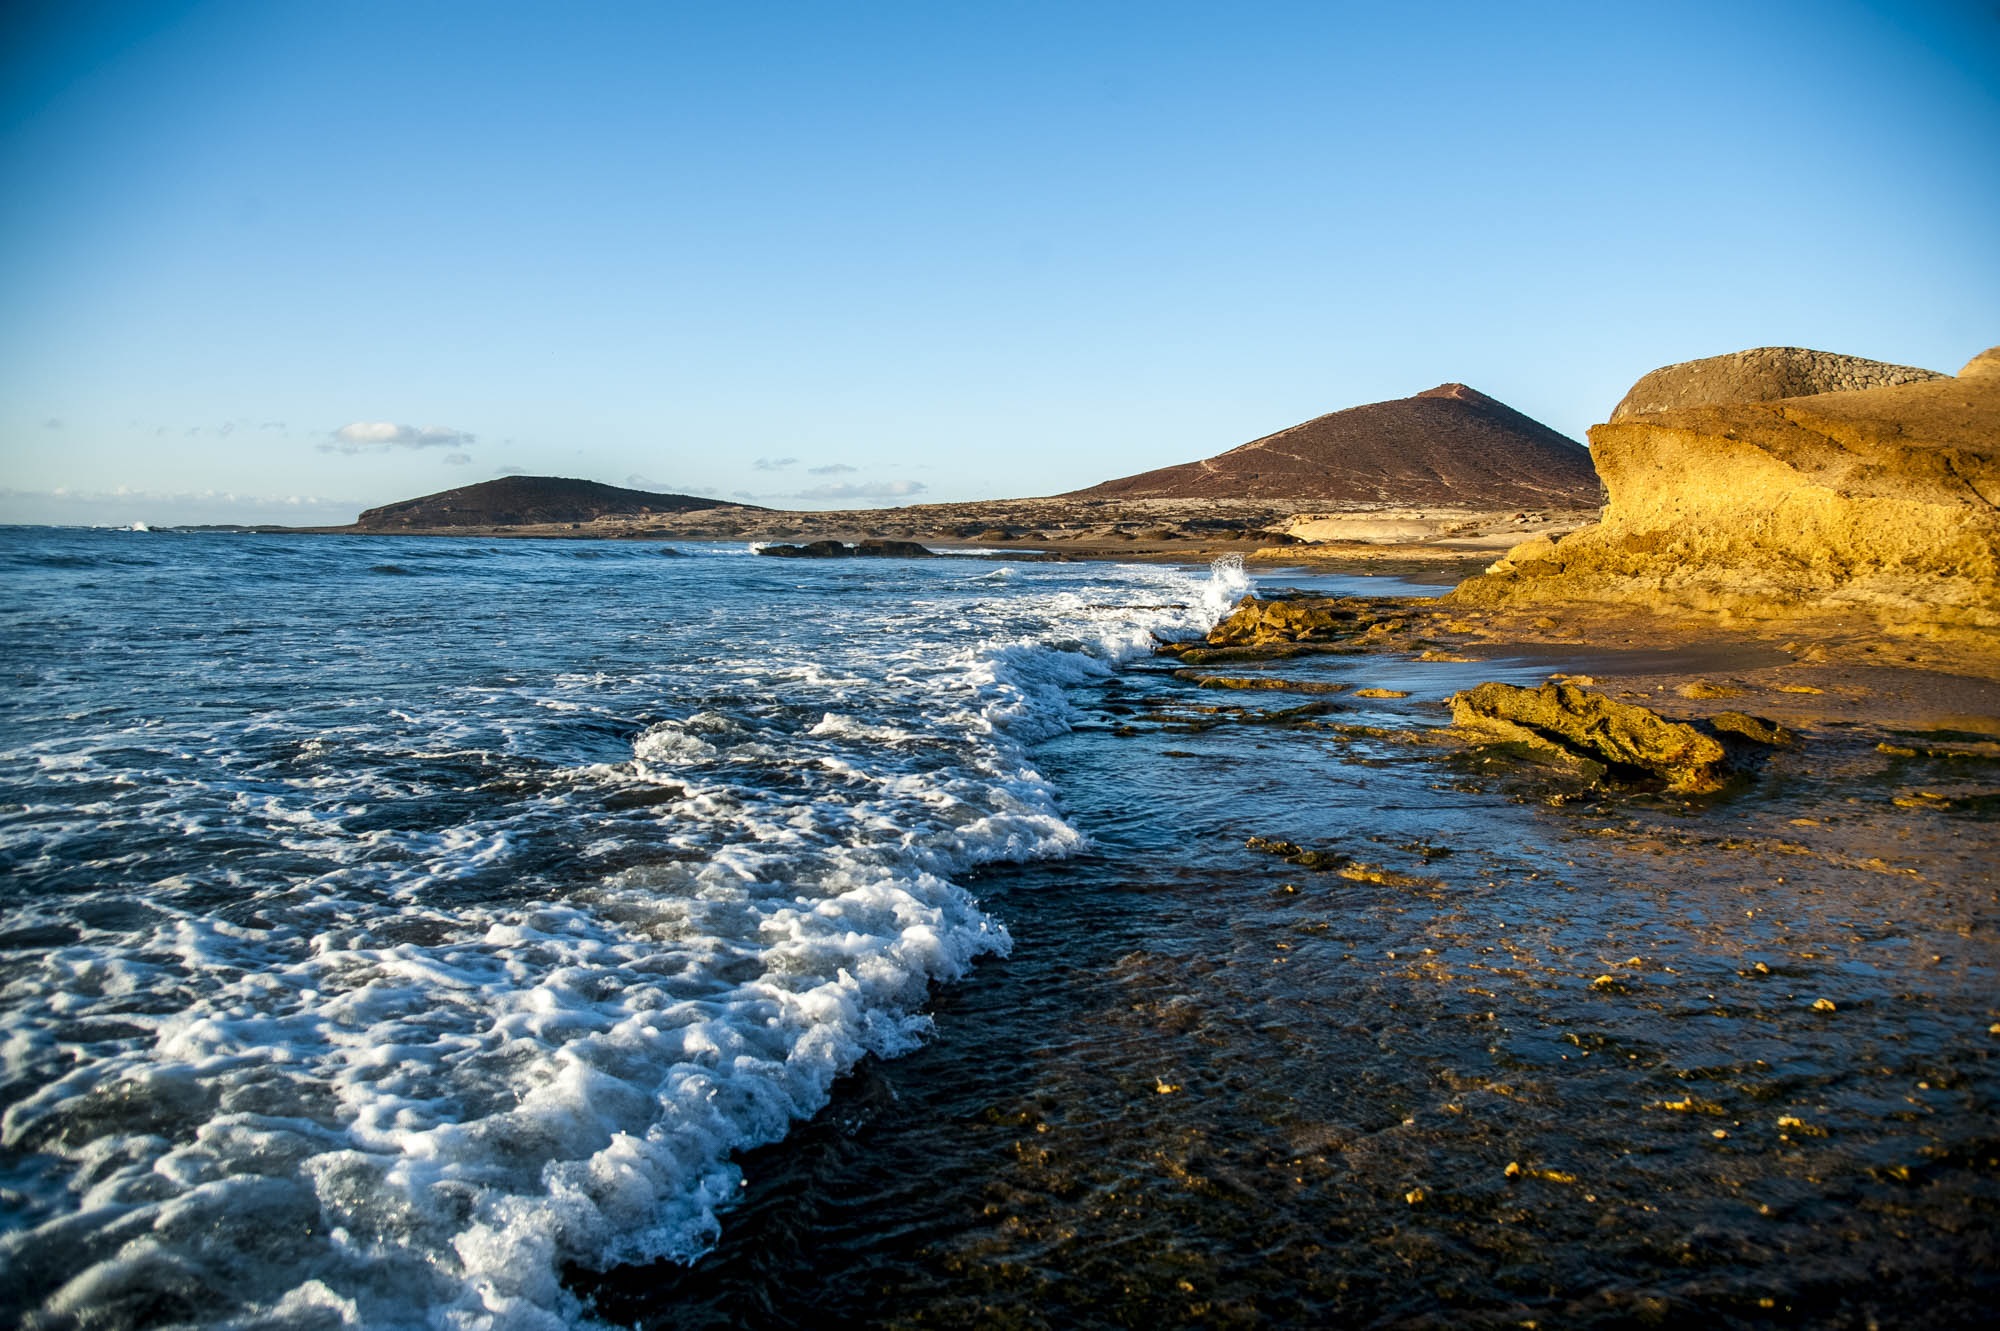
574, 561, 2000, 1328
269, 496, 1597, 573
4, 527, 1993, 1326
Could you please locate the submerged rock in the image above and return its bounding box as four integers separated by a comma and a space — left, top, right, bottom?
1450, 681, 1728, 792
1170, 671, 1351, 693
759, 539, 936, 559
1244, 836, 1436, 887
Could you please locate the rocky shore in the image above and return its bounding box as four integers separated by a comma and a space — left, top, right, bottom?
585, 565, 2000, 1329
995, 343, 1996, 1321
346, 341, 2000, 1324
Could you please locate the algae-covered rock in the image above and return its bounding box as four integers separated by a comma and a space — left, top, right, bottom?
1450, 681, 1728, 792
1709, 711, 1795, 748
1207, 596, 1360, 646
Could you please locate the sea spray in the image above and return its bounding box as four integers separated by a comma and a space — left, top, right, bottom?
0, 535, 1250, 1330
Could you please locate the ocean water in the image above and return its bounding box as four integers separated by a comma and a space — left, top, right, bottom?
9, 529, 1997, 1330
0, 528, 1263, 1329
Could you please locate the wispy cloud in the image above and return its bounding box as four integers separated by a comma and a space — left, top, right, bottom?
794, 480, 927, 501
493, 466, 527, 477
320, 421, 476, 455
753, 456, 798, 471
625, 473, 689, 493
442, 452, 472, 466
807, 462, 856, 475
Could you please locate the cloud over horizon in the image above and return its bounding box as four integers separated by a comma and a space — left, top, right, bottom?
321, 422, 476, 455
0, 485, 361, 527
793, 479, 928, 501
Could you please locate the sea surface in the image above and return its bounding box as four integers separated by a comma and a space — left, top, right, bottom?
0, 528, 1254, 1327
4, 528, 1996, 1331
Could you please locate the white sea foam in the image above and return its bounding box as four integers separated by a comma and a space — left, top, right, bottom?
0, 550, 1250, 1330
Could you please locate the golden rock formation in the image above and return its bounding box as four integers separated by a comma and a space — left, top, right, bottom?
1453, 346, 2000, 650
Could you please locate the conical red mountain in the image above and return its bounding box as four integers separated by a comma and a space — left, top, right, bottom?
1073, 384, 1603, 508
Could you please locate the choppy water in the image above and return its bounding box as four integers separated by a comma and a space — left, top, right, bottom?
0, 529, 1275, 1328
7, 529, 1997, 1331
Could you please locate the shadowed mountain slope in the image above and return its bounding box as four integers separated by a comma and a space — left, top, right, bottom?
353, 476, 758, 529
1072, 384, 1603, 508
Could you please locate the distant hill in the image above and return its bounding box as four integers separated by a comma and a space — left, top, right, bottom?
352, 476, 758, 529
1074, 384, 1603, 508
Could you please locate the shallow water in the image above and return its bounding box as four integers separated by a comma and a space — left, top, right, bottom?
3, 529, 1994, 1329
583, 601, 2000, 1328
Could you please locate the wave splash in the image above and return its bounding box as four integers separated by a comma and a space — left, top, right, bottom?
0, 554, 1249, 1330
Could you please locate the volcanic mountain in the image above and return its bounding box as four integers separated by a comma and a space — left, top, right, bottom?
352, 476, 758, 530
1073, 384, 1603, 508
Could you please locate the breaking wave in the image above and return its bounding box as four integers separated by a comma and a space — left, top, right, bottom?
0, 534, 1248, 1330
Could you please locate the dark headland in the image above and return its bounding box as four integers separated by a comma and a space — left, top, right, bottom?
352, 475, 767, 531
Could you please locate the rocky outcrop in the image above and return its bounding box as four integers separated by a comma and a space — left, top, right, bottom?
1454, 346, 2000, 646
354, 476, 756, 529
1074, 383, 1604, 509
1206, 596, 1365, 645
757, 539, 935, 558
1153, 594, 1430, 663
1450, 681, 1728, 792
1609, 347, 1944, 422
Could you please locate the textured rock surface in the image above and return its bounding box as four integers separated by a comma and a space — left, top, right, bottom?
1455, 346, 2000, 646
1076, 383, 1604, 508
1608, 347, 1945, 422
1205, 596, 1363, 645
1450, 681, 1729, 791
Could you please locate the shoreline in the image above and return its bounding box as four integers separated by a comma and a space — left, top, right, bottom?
247, 494, 1597, 573
6, 526, 1993, 1325
578, 564, 2000, 1327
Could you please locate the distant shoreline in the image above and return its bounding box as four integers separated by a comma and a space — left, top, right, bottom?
166, 494, 1601, 579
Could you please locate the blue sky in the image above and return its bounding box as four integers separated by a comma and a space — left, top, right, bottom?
2, 0, 1996, 526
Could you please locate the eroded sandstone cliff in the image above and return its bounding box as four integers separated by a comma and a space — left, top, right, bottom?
1453, 347, 2000, 648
